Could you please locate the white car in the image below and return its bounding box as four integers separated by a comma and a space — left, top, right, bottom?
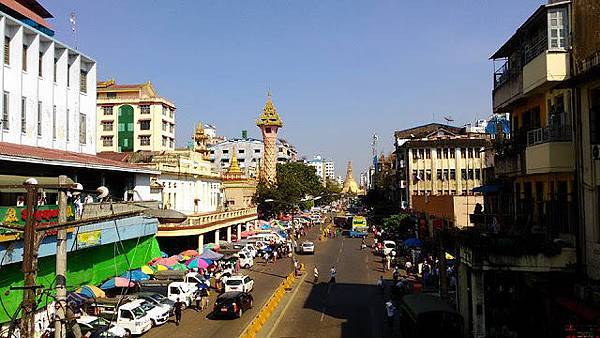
224, 275, 254, 293
76, 315, 128, 337
300, 241, 315, 254
136, 299, 170, 326
237, 251, 254, 269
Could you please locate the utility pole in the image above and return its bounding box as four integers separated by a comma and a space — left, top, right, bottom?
21, 185, 38, 338
55, 175, 68, 338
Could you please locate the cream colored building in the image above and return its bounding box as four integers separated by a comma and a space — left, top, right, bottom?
222, 149, 257, 210
394, 123, 490, 209
96, 80, 175, 153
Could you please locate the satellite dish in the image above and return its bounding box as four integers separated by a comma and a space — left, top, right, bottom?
96, 186, 109, 199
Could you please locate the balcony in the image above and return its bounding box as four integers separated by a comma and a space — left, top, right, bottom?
493, 61, 523, 112
523, 51, 569, 94
157, 207, 258, 236
525, 125, 574, 175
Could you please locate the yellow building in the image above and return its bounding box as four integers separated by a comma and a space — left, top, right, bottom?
96, 80, 176, 153
491, 1, 575, 234
394, 123, 490, 210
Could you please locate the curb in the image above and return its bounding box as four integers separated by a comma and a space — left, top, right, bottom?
239, 272, 298, 338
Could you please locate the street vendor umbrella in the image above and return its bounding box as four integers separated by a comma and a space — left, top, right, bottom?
67, 292, 88, 308
171, 262, 188, 271
199, 249, 224, 261
403, 238, 423, 248
240, 230, 255, 238
186, 257, 209, 269
180, 249, 198, 257
141, 265, 155, 275
204, 243, 220, 250
155, 264, 168, 271
120, 269, 150, 282
100, 277, 136, 290
153, 257, 178, 267
76, 285, 105, 299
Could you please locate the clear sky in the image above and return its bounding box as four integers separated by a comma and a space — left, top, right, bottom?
44, 0, 542, 178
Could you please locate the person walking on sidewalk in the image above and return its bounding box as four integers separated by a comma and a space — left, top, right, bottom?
313, 266, 319, 284
385, 300, 396, 331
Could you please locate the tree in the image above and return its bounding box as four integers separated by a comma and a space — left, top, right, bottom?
254, 162, 328, 218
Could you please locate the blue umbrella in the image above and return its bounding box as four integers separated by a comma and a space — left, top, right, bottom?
403, 238, 423, 248
120, 269, 150, 282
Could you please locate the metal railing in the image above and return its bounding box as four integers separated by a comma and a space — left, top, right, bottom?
526, 124, 572, 146
160, 207, 257, 229
80, 200, 160, 220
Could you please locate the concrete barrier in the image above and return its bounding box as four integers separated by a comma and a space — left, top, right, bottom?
240, 272, 298, 338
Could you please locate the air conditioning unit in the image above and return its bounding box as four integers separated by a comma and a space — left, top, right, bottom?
593, 144, 600, 160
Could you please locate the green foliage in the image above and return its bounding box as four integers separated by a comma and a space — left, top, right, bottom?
383, 214, 411, 231
254, 162, 339, 217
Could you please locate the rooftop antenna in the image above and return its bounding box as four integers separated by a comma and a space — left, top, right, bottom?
69, 11, 78, 50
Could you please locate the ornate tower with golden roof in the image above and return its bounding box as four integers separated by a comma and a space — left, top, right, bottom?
341, 161, 360, 195
193, 121, 210, 159
256, 93, 283, 185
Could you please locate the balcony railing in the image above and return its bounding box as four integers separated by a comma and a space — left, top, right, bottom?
526, 124, 572, 146
159, 207, 257, 229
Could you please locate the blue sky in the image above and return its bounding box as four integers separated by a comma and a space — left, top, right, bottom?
45, 0, 542, 177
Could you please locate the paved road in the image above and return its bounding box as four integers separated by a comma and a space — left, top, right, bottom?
145, 245, 294, 337
264, 222, 394, 338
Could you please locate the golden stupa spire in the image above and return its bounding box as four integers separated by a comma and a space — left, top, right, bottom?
256, 92, 283, 127
227, 146, 243, 175
341, 161, 359, 195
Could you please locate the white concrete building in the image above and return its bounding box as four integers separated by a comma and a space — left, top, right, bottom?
307, 155, 335, 182
0, 12, 96, 154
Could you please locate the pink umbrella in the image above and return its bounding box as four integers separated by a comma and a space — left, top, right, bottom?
185, 257, 209, 269
153, 257, 178, 267
100, 277, 135, 290
180, 249, 199, 257
240, 230, 256, 238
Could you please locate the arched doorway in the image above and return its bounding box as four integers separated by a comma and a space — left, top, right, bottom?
118, 105, 134, 151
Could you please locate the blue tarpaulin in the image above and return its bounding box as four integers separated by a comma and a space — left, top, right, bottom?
120, 269, 150, 281
404, 238, 423, 248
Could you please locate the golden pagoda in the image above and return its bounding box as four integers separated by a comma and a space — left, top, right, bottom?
341, 161, 360, 195
222, 146, 258, 210
193, 121, 210, 159
222, 147, 245, 181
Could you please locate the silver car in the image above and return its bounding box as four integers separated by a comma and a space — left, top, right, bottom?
300, 241, 315, 254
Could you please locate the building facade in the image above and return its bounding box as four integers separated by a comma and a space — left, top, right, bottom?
0, 10, 96, 154
394, 123, 490, 210
96, 80, 176, 153
222, 149, 257, 210
307, 155, 335, 183
209, 137, 297, 177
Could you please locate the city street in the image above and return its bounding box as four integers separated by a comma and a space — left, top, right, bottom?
144, 248, 293, 338
263, 222, 392, 338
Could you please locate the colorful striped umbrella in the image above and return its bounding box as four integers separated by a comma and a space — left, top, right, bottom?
76, 285, 105, 298
100, 277, 135, 290
185, 257, 210, 269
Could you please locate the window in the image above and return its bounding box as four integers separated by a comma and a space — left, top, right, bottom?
20, 97, 26, 133
2, 91, 9, 130
450, 149, 455, 158
254, 149, 260, 153
4, 37, 9, 65
436, 148, 442, 159
64, 109, 71, 143
443, 169, 449, 181
437, 190, 443, 195
169, 123, 174, 134
436, 169, 442, 180
425, 169, 432, 181
79, 113, 86, 144
412, 170, 418, 181
102, 121, 113, 131
238, 149, 245, 154
462, 190, 467, 195
443, 148, 449, 159
450, 169, 456, 180
139, 120, 150, 130
468, 148, 474, 158
53, 58, 57, 82
162, 106, 167, 116
412, 150, 418, 160
139, 135, 150, 146
548, 8, 567, 50
460, 148, 465, 158
80, 70, 87, 93
169, 138, 174, 148
22, 44, 27, 71
36, 101, 42, 136
265, 127, 271, 133
468, 169, 474, 180
140, 105, 150, 114
418, 149, 424, 159
169, 108, 174, 118
162, 136, 167, 147
67, 63, 70, 87
101, 136, 113, 147
461, 169, 467, 180
38, 52, 43, 77
475, 168, 481, 180
103, 106, 113, 115
162, 121, 167, 131
52, 105, 56, 139
425, 149, 431, 159
106, 92, 116, 99
222, 149, 229, 154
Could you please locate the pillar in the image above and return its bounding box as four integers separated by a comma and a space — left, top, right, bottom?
471, 269, 486, 338
237, 223, 242, 242
214, 230, 220, 245
198, 234, 204, 254
226, 227, 232, 243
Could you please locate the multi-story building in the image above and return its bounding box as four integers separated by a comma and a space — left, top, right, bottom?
307, 155, 335, 183
455, 2, 581, 337
394, 123, 490, 210
209, 137, 297, 177
96, 80, 176, 153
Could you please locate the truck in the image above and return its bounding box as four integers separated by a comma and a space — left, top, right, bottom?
348, 216, 368, 238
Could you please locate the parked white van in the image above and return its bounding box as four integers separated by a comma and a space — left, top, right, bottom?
116, 300, 153, 335
236, 251, 254, 269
